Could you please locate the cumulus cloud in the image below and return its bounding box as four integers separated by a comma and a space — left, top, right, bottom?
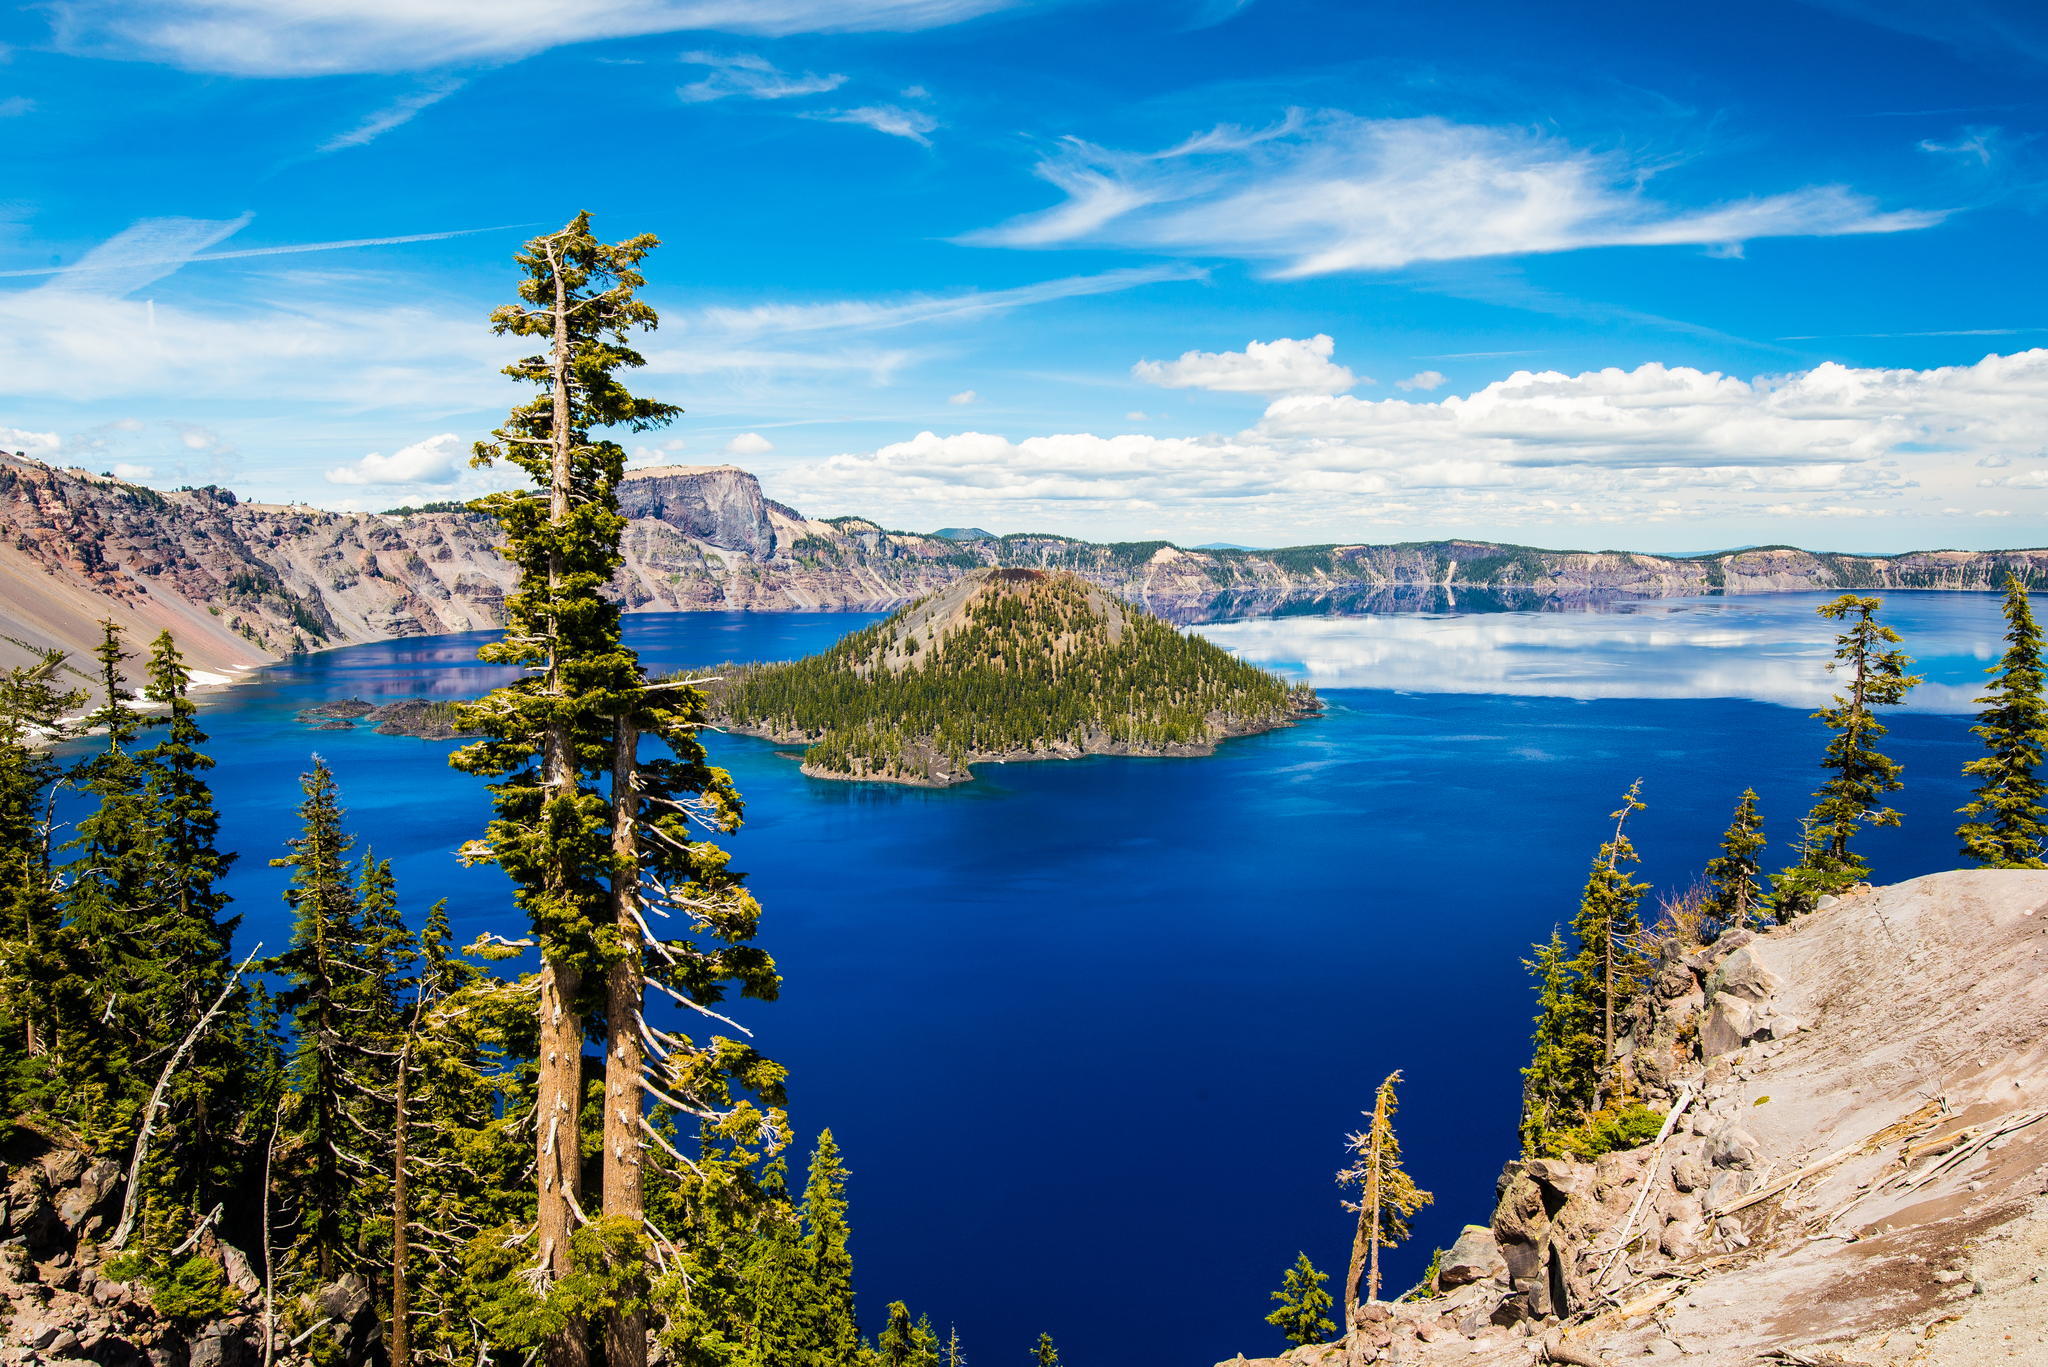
112, 462, 155, 481
725, 432, 775, 455
326, 433, 467, 485
780, 350, 2048, 538
1397, 370, 1446, 391
1133, 334, 1357, 396
679, 51, 845, 102
948, 389, 978, 404
801, 104, 938, 145
0, 426, 61, 455
966, 112, 1943, 276
53, 0, 1018, 76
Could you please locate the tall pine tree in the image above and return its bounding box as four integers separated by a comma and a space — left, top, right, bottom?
1958, 574, 2047, 868
801, 1129, 861, 1367
454, 212, 783, 1367
1700, 789, 1766, 931
1774, 595, 1919, 913
1566, 781, 1650, 1109
1338, 1071, 1432, 1319
0, 649, 81, 1090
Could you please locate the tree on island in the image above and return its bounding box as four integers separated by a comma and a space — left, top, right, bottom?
1958, 574, 2047, 869
454, 212, 785, 1367
1339, 1070, 1432, 1320
1700, 789, 1766, 931
1266, 1252, 1336, 1348
1773, 595, 1919, 915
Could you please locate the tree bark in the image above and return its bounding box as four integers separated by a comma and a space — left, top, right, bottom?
603, 717, 647, 1367
1365, 1105, 1385, 1305
390, 1037, 413, 1367
536, 234, 590, 1367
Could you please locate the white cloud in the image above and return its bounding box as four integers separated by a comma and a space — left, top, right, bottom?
1, 426, 61, 454
967, 112, 1944, 276
319, 80, 462, 151
0, 96, 33, 117
947, 389, 978, 404
781, 350, 2048, 538
725, 432, 775, 455
678, 51, 845, 102
112, 462, 155, 481
1133, 334, 1357, 396
326, 433, 468, 485
802, 105, 938, 145
1397, 370, 1446, 391
1124, 410, 1149, 421
0, 217, 522, 289
53, 0, 1019, 76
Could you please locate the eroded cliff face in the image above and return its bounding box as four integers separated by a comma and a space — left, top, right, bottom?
1216, 871, 2048, 1367
4, 452, 2045, 682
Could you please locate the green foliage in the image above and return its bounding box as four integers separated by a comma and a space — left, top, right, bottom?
105, 1251, 236, 1325
1700, 789, 1767, 930
802, 1130, 861, 1366
1032, 1332, 1062, 1367
876, 1301, 941, 1367
1773, 595, 1919, 914
1546, 1102, 1664, 1161
1265, 1252, 1336, 1347
705, 571, 1315, 783
1521, 783, 1651, 1157
1958, 574, 2047, 868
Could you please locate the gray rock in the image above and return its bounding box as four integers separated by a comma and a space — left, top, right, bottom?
52, 1161, 119, 1238
1702, 996, 1755, 1056
190, 1322, 252, 1367
1670, 1153, 1707, 1193
1436, 1225, 1508, 1291
1706, 1124, 1761, 1169
1714, 945, 1781, 1002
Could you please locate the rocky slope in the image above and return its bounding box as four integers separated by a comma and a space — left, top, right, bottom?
1217, 870, 2048, 1367
5, 452, 2045, 683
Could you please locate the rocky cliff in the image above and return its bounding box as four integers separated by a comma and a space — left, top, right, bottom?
4, 452, 2045, 682
1218, 870, 2048, 1367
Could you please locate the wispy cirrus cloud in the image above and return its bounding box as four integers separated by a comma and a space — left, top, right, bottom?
0, 218, 531, 293
693, 264, 1202, 337
319, 80, 464, 152
965, 112, 1945, 276
49, 0, 1023, 75
678, 51, 845, 102
802, 104, 938, 145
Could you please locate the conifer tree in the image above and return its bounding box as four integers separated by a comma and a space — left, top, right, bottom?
945, 1326, 966, 1367
1700, 789, 1766, 930
1031, 1333, 1061, 1367
1265, 1252, 1336, 1348
1338, 1071, 1432, 1320
268, 761, 408, 1287
0, 649, 81, 1083
1773, 595, 1919, 913
1517, 928, 1583, 1157
1566, 781, 1650, 1108
877, 1302, 940, 1367
455, 212, 783, 1367
1958, 574, 2047, 868
125, 632, 247, 1251
50, 621, 162, 1147
802, 1129, 861, 1366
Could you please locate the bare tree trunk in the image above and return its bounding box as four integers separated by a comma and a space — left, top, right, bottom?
111, 946, 259, 1249
390, 1037, 413, 1367
536, 235, 591, 1367
1365, 1108, 1385, 1305
1343, 1198, 1370, 1329
262, 1099, 280, 1367
603, 718, 647, 1367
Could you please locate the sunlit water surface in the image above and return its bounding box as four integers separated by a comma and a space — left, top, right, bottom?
64, 592, 2017, 1365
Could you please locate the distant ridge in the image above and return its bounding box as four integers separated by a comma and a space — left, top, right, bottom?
1, 452, 2043, 680
931, 526, 996, 541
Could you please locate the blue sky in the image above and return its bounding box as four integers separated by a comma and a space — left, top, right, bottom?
2, 0, 2045, 551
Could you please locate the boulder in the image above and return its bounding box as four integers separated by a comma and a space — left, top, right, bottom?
1713, 945, 1780, 1002
1702, 996, 1755, 1056
1435, 1225, 1508, 1291
53, 1161, 120, 1238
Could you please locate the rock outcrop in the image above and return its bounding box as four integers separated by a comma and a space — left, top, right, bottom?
0, 1127, 379, 1365
1216, 870, 2048, 1367
5, 451, 2046, 685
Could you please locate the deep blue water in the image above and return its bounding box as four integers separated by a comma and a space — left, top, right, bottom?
62, 592, 2017, 1366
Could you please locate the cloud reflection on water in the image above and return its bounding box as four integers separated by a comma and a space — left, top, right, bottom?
1192, 594, 2000, 712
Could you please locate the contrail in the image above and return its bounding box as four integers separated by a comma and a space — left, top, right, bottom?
0, 223, 535, 280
